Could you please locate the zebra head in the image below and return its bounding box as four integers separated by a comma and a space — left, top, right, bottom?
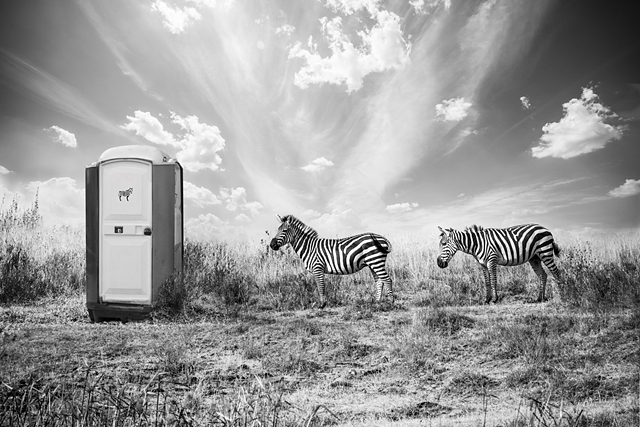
436, 226, 458, 268
269, 214, 293, 250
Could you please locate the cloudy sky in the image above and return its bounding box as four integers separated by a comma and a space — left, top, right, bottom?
0, 0, 638, 242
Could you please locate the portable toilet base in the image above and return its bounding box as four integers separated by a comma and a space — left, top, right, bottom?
85, 145, 183, 322
86, 302, 153, 323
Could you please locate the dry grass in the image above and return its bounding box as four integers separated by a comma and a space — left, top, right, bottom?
1, 199, 639, 425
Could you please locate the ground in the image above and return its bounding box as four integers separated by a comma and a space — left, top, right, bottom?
1, 295, 638, 426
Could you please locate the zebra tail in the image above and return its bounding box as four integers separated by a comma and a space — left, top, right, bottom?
372, 234, 392, 254
553, 242, 561, 257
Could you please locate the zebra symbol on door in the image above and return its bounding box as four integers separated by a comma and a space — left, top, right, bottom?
118, 187, 133, 201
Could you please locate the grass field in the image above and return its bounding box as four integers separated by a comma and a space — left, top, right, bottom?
1, 198, 639, 426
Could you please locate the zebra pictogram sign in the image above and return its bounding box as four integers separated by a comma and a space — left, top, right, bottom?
118, 187, 133, 201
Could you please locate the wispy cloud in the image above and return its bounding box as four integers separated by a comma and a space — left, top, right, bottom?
0, 166, 11, 175
520, 96, 531, 109
324, 1, 553, 221
398, 178, 597, 234
311, 208, 364, 235
78, 1, 159, 99
609, 179, 640, 198
532, 87, 625, 159
0, 48, 120, 135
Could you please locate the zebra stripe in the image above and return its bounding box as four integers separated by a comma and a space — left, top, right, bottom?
118, 187, 133, 201
436, 224, 562, 304
269, 214, 393, 308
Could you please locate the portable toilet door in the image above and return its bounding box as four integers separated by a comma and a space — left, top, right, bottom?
85, 145, 183, 322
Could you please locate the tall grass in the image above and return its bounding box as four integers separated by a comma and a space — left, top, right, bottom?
0, 193, 85, 304
2, 193, 639, 314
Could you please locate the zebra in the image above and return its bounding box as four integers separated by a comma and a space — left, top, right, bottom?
436, 224, 562, 304
269, 214, 394, 309
118, 187, 133, 201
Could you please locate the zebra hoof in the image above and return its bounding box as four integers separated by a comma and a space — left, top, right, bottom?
319, 301, 327, 310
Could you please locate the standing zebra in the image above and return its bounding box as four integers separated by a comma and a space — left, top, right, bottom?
269, 215, 394, 309
436, 224, 562, 304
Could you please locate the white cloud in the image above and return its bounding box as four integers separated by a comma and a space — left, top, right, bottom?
120, 111, 226, 172
170, 112, 225, 172
520, 96, 531, 109
189, 0, 234, 9
275, 24, 295, 36
120, 111, 176, 146
0, 166, 10, 175
47, 125, 77, 148
435, 97, 473, 122
289, 6, 410, 92
26, 177, 84, 226
312, 208, 363, 235
183, 181, 221, 207
609, 179, 640, 198
301, 157, 334, 172
219, 187, 263, 217
410, 0, 452, 14
532, 87, 625, 159
460, 127, 477, 138
151, 1, 201, 34
185, 213, 249, 242
386, 202, 419, 214
324, 0, 379, 15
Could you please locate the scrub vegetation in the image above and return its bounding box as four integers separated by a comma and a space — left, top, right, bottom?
1, 199, 639, 426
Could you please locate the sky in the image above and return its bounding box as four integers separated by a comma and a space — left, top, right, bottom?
0, 0, 639, 243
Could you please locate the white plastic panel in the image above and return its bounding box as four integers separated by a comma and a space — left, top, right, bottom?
100, 236, 152, 303
99, 159, 152, 304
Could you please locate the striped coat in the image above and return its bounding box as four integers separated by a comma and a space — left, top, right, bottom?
270, 215, 393, 308
437, 224, 562, 303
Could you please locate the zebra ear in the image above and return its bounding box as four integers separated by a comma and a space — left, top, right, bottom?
276, 214, 283, 222
438, 226, 445, 236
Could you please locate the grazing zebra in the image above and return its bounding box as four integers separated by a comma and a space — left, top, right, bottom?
269, 214, 394, 309
118, 187, 133, 201
436, 224, 562, 304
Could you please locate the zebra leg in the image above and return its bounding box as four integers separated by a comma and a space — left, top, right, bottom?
312, 268, 327, 309
481, 265, 492, 304
540, 255, 563, 297
384, 277, 394, 304
488, 261, 499, 303
370, 264, 394, 304
529, 256, 548, 302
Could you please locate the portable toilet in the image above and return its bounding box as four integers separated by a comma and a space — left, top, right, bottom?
85, 145, 183, 322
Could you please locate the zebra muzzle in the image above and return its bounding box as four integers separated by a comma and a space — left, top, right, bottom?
436, 257, 448, 268
269, 239, 281, 250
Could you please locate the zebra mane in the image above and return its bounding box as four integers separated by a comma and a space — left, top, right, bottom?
281, 215, 319, 238
464, 224, 484, 233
